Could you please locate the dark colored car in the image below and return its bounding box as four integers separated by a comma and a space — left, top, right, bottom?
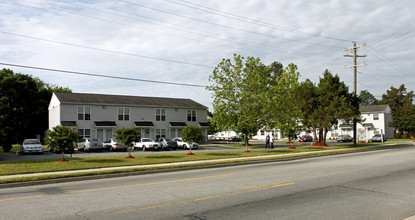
299, 135, 313, 142
156, 138, 178, 150
336, 134, 353, 142
372, 134, 387, 142
48, 143, 75, 154
229, 136, 242, 142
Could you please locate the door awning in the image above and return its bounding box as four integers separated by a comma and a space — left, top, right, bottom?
95, 121, 116, 127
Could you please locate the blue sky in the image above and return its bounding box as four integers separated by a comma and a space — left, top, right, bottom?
0, 0, 414, 110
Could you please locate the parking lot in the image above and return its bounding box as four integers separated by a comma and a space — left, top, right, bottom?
1, 140, 344, 161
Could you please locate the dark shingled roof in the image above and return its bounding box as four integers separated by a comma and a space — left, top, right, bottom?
359, 104, 389, 113
55, 92, 207, 109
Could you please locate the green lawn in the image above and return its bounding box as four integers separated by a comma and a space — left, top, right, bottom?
0, 144, 48, 156
0, 143, 404, 176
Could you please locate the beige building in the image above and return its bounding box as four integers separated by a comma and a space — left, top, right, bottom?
48, 92, 209, 141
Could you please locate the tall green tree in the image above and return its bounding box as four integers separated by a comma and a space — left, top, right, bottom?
377, 84, 414, 137
45, 125, 79, 161
359, 90, 377, 105
0, 68, 71, 152
207, 54, 300, 147
296, 70, 359, 144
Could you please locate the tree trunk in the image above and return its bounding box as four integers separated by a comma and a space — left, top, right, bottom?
312, 126, 317, 141
61, 150, 65, 161
318, 128, 323, 143
323, 127, 329, 144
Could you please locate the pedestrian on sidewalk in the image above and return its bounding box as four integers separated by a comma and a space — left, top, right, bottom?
270, 133, 274, 149
265, 134, 270, 149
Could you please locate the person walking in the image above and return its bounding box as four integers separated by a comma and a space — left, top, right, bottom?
265, 134, 270, 149
270, 133, 274, 149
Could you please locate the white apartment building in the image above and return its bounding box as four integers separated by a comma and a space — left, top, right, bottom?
214, 104, 393, 141
48, 92, 209, 141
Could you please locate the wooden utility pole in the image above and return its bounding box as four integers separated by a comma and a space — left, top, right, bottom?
344, 42, 366, 145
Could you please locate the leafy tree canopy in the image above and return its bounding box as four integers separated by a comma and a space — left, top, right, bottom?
182, 126, 204, 143
359, 90, 377, 105
115, 127, 141, 148
0, 68, 71, 152
207, 54, 300, 144
45, 125, 79, 160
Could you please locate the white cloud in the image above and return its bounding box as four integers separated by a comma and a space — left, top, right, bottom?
0, 0, 414, 108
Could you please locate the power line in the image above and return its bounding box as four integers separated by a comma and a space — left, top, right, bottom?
0, 31, 215, 69
118, 0, 345, 49
17, 0, 329, 60
0, 62, 206, 88
164, 0, 353, 43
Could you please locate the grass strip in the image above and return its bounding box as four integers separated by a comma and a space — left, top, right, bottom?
0, 143, 410, 184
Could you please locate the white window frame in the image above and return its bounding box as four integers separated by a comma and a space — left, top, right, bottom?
118, 107, 130, 121
156, 129, 166, 139
156, 109, 166, 121
78, 129, 91, 138
373, 113, 379, 120
187, 109, 196, 122
78, 106, 91, 120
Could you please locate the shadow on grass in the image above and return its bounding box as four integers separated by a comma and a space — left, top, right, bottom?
78, 159, 125, 163
206, 152, 241, 156
145, 155, 183, 159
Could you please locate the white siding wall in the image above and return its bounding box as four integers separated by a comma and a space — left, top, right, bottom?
54, 103, 208, 141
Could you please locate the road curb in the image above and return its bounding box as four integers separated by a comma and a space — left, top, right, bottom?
0, 145, 410, 189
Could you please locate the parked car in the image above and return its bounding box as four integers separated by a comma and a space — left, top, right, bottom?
21, 139, 43, 154
372, 134, 387, 142
336, 134, 353, 142
103, 139, 127, 151
173, 137, 199, 150
228, 136, 242, 142
48, 142, 75, 154
156, 138, 178, 150
133, 138, 161, 151
299, 135, 313, 142
77, 138, 103, 152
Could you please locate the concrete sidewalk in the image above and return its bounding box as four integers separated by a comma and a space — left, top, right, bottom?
0, 148, 374, 181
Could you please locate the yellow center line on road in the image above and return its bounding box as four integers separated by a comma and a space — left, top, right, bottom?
105, 182, 295, 216
0, 173, 238, 202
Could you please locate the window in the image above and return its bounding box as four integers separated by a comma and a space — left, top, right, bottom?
156, 109, 166, 121
118, 107, 130, 121
260, 130, 265, 136
156, 129, 166, 139
187, 109, 196, 122
373, 113, 379, 120
78, 106, 91, 120
78, 129, 91, 138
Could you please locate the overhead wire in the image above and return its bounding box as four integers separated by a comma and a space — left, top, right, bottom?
118, 0, 346, 49
0, 62, 206, 88
164, 0, 353, 43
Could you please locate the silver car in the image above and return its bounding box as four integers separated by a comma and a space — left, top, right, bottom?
78, 138, 103, 152
103, 139, 127, 151
336, 134, 353, 142
21, 139, 43, 154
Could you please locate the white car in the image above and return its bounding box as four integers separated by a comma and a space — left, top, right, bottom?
78, 138, 103, 152
172, 137, 198, 150
103, 139, 127, 151
133, 138, 161, 151
21, 139, 43, 154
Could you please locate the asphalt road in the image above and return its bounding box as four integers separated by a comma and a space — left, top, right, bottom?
2, 145, 414, 220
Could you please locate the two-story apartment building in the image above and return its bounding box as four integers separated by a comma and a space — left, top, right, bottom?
48, 92, 209, 141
